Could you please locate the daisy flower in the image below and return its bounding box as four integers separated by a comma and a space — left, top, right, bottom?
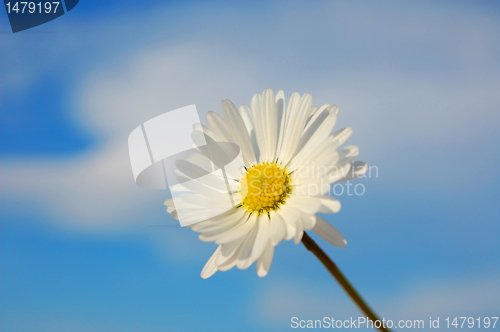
164, 89, 367, 278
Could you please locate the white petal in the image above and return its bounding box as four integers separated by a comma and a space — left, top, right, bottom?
239, 104, 260, 163
251, 217, 271, 261
170, 209, 179, 221
278, 93, 312, 164
221, 99, 257, 166
327, 163, 352, 183
192, 124, 220, 149
254, 89, 278, 162
290, 108, 338, 169
192, 208, 245, 232
171, 178, 230, 198
299, 105, 337, 150
293, 218, 304, 244
164, 200, 180, 221
201, 246, 221, 279
214, 210, 254, 243
250, 92, 262, 122
288, 138, 335, 174
176, 159, 227, 192
286, 195, 322, 214
276, 204, 301, 240
206, 111, 233, 142
164, 198, 175, 212
196, 217, 245, 241
331, 127, 353, 150
308, 105, 319, 117
302, 104, 328, 133
333, 161, 368, 183
199, 211, 249, 242
317, 195, 342, 214
216, 235, 246, 266
197, 135, 240, 167
312, 215, 347, 248
173, 191, 233, 208
176, 206, 231, 226
250, 92, 262, 146
274, 90, 287, 161
301, 213, 317, 231
293, 178, 331, 196
336, 145, 359, 164
185, 153, 215, 174
269, 210, 287, 246
217, 247, 239, 271
237, 216, 260, 269
256, 240, 274, 277
238, 104, 254, 134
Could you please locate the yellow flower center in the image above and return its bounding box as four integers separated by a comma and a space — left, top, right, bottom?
238, 162, 292, 214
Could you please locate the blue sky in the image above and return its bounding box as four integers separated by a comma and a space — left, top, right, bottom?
1, 1, 500, 331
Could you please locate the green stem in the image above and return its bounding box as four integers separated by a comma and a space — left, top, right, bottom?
301, 232, 392, 332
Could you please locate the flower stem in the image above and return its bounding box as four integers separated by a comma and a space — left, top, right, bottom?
301, 232, 392, 332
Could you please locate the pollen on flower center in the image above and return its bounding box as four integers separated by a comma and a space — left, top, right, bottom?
238, 162, 292, 214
